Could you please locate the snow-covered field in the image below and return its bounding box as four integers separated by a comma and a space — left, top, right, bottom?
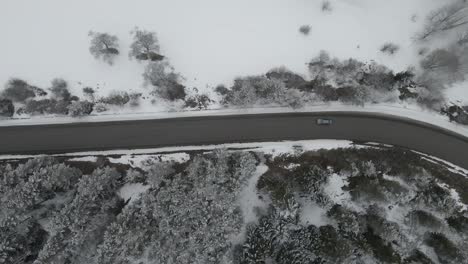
2, 0, 463, 103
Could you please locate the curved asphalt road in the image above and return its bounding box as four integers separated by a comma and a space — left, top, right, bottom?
0, 112, 467, 169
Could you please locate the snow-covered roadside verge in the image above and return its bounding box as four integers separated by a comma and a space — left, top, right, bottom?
1, 102, 467, 134
0, 139, 354, 161
2, 138, 468, 179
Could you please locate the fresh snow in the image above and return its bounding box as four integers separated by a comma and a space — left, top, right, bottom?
299, 202, 328, 227
323, 173, 351, 206
446, 79, 468, 105
0, 0, 443, 96
67, 156, 98, 162
118, 183, 150, 204
0, 139, 353, 160
107, 153, 189, 168
415, 151, 468, 177
239, 163, 269, 224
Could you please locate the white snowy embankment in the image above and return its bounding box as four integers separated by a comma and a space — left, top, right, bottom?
0, 0, 442, 96
0, 139, 353, 161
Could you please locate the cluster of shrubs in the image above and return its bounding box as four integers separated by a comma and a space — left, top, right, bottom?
0, 78, 93, 117
215, 51, 444, 109
90, 28, 189, 104
0, 77, 150, 118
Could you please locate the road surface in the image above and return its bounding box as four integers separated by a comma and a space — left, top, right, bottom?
0, 112, 467, 168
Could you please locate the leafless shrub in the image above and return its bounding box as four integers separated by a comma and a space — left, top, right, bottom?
421, 49, 460, 72
417, 1, 468, 40
380, 42, 400, 55
184, 92, 214, 110
321, 0, 332, 12
299, 25, 311, 35
94, 103, 108, 113
49, 78, 71, 101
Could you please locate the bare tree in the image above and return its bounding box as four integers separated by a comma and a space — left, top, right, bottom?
88, 31, 120, 65
129, 27, 163, 61
417, 1, 468, 40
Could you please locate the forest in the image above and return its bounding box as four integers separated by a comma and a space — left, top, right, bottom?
1, 144, 467, 263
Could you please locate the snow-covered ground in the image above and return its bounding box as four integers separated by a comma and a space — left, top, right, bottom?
0, 0, 450, 99
0, 139, 354, 161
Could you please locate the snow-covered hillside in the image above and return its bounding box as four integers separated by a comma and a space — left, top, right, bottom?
0, 0, 445, 96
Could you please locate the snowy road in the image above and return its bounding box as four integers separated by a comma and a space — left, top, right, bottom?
1, 112, 467, 168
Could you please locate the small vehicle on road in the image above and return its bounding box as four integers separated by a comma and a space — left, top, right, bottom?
316, 118, 333, 125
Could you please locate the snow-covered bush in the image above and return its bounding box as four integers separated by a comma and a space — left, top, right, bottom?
1, 78, 37, 102
68, 100, 94, 117
25, 99, 70, 115
49, 78, 72, 102
88, 31, 120, 65
0, 98, 14, 117
96, 150, 257, 264
298, 25, 311, 35
184, 92, 214, 110
99, 91, 130, 106
93, 103, 109, 113
1, 157, 82, 213
36, 167, 123, 264
220, 75, 292, 107
143, 61, 186, 101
